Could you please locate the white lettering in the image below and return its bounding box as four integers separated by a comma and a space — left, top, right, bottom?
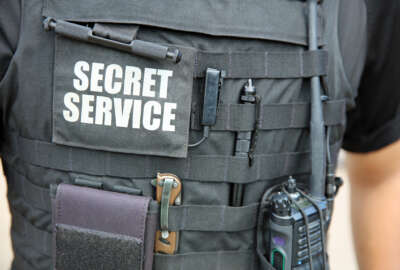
63, 92, 80, 122
81, 94, 95, 124
90, 63, 104, 92
162, 103, 176, 131
157, 70, 173, 99
67, 62, 180, 132
114, 98, 133, 128
132, 99, 142, 129
73, 61, 90, 91
143, 101, 161, 131
142, 68, 157, 98
95, 96, 112, 126
104, 64, 123, 95
124, 66, 142, 96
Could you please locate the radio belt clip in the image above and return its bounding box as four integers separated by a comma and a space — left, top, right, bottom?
152, 173, 182, 254
188, 68, 225, 147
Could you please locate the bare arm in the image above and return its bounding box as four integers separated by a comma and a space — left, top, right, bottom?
346, 139, 400, 270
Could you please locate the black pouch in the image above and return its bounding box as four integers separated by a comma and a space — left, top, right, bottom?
52, 183, 157, 270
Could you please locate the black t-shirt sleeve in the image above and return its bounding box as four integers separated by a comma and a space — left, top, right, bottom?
342, 0, 400, 153
0, 0, 21, 82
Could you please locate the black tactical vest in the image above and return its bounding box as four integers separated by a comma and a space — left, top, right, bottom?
0, 0, 367, 269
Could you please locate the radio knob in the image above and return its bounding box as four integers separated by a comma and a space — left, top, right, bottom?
271, 192, 291, 216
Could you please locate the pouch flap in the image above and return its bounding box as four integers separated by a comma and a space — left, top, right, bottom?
54, 183, 151, 239
54, 184, 156, 270
43, 0, 323, 46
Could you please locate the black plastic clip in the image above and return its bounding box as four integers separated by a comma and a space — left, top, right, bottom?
188, 68, 225, 148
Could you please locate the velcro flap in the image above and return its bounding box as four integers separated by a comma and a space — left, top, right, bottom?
55, 224, 142, 270
53, 184, 155, 270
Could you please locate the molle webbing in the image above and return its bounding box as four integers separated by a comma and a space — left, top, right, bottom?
10, 168, 260, 232
154, 251, 262, 270
49, 21, 328, 79
194, 50, 328, 79
192, 100, 346, 131
2, 134, 341, 183
12, 212, 260, 270
2, 0, 360, 268
9, 169, 51, 212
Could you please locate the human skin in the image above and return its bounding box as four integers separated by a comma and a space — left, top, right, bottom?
346, 139, 400, 270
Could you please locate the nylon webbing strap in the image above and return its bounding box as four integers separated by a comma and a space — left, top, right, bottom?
192, 100, 346, 131
9, 171, 260, 231
154, 250, 261, 270
165, 203, 259, 231
62, 21, 328, 80
12, 213, 260, 270
194, 50, 328, 79
1, 134, 341, 183
48, 22, 327, 79
45, 22, 326, 79
7, 168, 50, 212
11, 209, 53, 256
55, 22, 327, 79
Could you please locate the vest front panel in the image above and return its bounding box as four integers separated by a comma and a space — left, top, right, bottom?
0, 0, 367, 269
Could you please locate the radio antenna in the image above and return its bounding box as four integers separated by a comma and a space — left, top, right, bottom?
308, 0, 326, 199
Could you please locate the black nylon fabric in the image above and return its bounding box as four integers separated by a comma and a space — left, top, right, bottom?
1, 132, 342, 184
0, 0, 368, 269
0, 0, 20, 83
42, 0, 325, 46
